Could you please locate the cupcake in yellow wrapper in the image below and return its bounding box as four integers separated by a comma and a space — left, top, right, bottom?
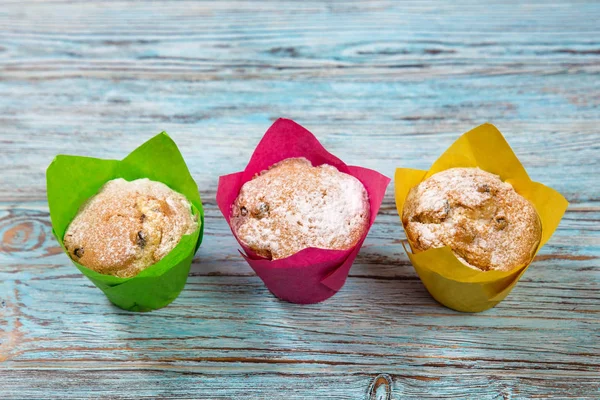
395, 123, 568, 312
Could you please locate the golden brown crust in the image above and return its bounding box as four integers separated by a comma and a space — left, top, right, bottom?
64, 178, 198, 278
231, 158, 370, 260
402, 168, 541, 272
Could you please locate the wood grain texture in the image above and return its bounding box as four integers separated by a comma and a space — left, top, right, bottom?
1, 0, 599, 398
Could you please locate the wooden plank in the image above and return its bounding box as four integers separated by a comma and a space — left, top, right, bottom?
0, 0, 599, 398
1, 203, 599, 398
1, 369, 599, 400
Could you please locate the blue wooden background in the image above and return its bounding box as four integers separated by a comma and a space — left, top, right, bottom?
1, 1, 599, 398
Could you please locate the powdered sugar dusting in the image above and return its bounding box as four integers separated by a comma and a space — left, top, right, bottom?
231, 158, 370, 260
402, 168, 541, 272
64, 178, 198, 277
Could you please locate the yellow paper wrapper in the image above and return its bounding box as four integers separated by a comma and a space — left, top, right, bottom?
395, 123, 569, 312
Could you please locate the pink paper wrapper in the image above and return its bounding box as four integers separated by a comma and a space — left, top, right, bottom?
217, 118, 390, 304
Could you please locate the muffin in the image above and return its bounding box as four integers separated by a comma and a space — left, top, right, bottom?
64, 178, 198, 278
231, 157, 370, 260
402, 167, 541, 272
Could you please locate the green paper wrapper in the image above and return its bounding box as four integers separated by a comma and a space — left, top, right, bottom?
46, 132, 204, 312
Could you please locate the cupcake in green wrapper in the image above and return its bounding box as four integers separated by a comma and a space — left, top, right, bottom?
46, 132, 204, 312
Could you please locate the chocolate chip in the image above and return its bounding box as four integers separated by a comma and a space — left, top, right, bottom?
137, 231, 146, 248
240, 206, 248, 216
140, 214, 146, 222
73, 247, 84, 258
254, 202, 269, 219
443, 200, 451, 216
477, 184, 491, 193
495, 216, 508, 230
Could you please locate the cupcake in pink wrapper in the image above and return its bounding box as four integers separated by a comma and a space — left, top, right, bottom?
217, 118, 390, 304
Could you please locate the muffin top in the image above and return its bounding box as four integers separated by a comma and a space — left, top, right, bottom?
402, 167, 541, 272
231, 157, 370, 260
64, 178, 198, 278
